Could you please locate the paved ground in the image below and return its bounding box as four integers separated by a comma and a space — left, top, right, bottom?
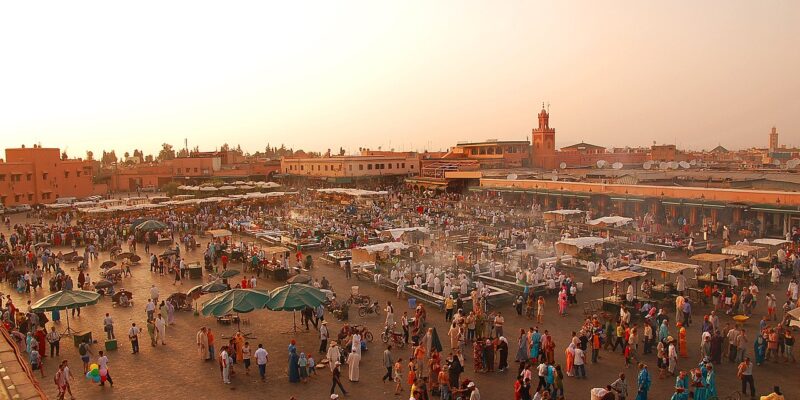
2, 219, 795, 399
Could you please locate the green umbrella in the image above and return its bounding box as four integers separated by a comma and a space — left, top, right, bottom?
201, 289, 271, 316
135, 220, 168, 232
32, 290, 101, 336
265, 284, 327, 334
201, 280, 229, 294
265, 284, 327, 311
219, 269, 240, 279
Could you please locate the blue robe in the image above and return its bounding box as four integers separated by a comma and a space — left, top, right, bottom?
754, 336, 766, 364
658, 323, 669, 343
636, 368, 651, 400
705, 370, 716, 399
516, 336, 528, 362
693, 368, 707, 400
671, 374, 689, 400
529, 332, 541, 360
288, 347, 300, 382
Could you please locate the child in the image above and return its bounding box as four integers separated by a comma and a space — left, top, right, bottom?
307, 355, 316, 376
242, 342, 251, 375
394, 358, 404, 395
298, 352, 308, 383
623, 343, 632, 369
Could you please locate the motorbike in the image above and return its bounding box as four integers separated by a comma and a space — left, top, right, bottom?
358, 301, 380, 317
380, 323, 405, 348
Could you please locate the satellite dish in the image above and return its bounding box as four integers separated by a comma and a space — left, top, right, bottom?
689, 159, 697, 166
506, 173, 518, 180
658, 162, 668, 170
612, 162, 623, 170
643, 161, 652, 170
669, 161, 679, 169
596, 160, 607, 169
773, 159, 781, 166
679, 161, 690, 169
787, 158, 800, 168
559, 162, 567, 170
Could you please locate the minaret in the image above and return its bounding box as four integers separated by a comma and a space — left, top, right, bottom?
769, 126, 778, 152
531, 103, 556, 169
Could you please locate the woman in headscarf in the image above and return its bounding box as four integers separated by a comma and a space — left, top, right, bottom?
677, 323, 688, 358
483, 339, 495, 372
709, 330, 723, 364
691, 367, 707, 400
25, 331, 34, 354
754, 333, 767, 365
565, 336, 576, 377
298, 352, 309, 383
515, 329, 528, 363
529, 328, 541, 362
497, 336, 509, 371
658, 319, 669, 343
288, 342, 300, 382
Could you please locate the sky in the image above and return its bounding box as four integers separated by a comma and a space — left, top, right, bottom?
1, 1, 798, 158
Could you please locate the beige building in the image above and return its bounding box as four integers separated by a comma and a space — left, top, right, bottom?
280, 152, 420, 183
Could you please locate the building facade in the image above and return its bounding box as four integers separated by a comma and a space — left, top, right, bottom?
446, 140, 531, 168
0, 145, 95, 206
280, 152, 420, 183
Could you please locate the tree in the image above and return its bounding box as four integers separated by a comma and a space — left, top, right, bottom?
220, 143, 230, 152
158, 143, 175, 161
176, 148, 189, 158
161, 181, 181, 196
144, 154, 154, 163
61, 151, 68, 160
124, 151, 130, 158
86, 150, 94, 161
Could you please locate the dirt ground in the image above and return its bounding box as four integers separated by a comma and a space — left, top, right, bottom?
3, 220, 795, 400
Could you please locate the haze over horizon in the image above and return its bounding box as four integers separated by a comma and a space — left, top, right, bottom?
1, 1, 798, 158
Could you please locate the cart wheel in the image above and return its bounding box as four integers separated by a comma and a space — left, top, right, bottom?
381, 332, 389, 343
365, 332, 374, 342
358, 307, 367, 317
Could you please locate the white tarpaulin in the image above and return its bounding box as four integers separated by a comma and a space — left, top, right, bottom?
588, 216, 634, 227
556, 237, 608, 249
543, 209, 583, 215
315, 188, 388, 197
357, 242, 408, 253
382, 227, 429, 239
752, 238, 791, 246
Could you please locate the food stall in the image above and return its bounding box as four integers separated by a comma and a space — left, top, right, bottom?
722, 244, 766, 279
351, 242, 408, 267
752, 238, 791, 270
690, 253, 735, 288
555, 237, 607, 268
638, 260, 698, 300
591, 270, 648, 314
543, 209, 584, 228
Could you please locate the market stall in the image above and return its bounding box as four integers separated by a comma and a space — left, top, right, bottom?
690, 253, 735, 288
591, 269, 648, 315
638, 260, 698, 300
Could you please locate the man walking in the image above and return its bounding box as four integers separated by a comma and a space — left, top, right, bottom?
103, 313, 115, 340
47, 326, 61, 357
382, 345, 394, 383
737, 357, 755, 399
128, 322, 140, 354
254, 343, 268, 381
319, 321, 329, 353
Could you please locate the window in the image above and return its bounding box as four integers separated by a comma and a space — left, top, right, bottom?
402, 163, 406, 168
42, 173, 48, 180
194, 168, 198, 173
388, 163, 392, 169
359, 164, 364, 171
27, 194, 33, 201
42, 193, 51, 200
176, 168, 181, 174
26, 174, 32, 181
324, 165, 328, 171
410, 164, 414, 169
0, 174, 4, 181
15, 195, 21, 202
367, 164, 373, 170
349, 165, 353, 171
64, 171, 70, 178
471, 149, 478, 155
301, 165, 304, 171
396, 163, 400, 168
496, 147, 503, 154
487, 148, 494, 155
77, 171, 81, 177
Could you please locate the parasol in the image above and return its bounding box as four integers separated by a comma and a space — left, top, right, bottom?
32, 290, 101, 336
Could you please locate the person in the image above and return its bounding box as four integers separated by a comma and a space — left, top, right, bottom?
497, 336, 509, 371
155, 313, 167, 345
103, 313, 114, 340
78, 339, 92, 374
468, 381, 481, 400
197, 327, 209, 360
636, 363, 650, 400
58, 360, 75, 400
97, 350, 113, 386
128, 322, 140, 354
327, 341, 342, 372
673, 370, 689, 400
760, 386, 784, 400
394, 357, 404, 395
382, 345, 394, 382
30, 346, 43, 377
242, 341, 252, 375
288, 343, 300, 382
220, 346, 231, 384
254, 343, 268, 381
738, 357, 755, 399
207, 328, 215, 360
754, 333, 767, 365
573, 346, 586, 378
47, 326, 60, 357
319, 320, 329, 353
347, 347, 361, 382
331, 361, 348, 396
611, 372, 628, 400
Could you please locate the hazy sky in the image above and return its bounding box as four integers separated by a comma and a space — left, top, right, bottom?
1, 1, 798, 158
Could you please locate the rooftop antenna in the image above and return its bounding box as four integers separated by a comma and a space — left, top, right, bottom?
547, 102, 550, 113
